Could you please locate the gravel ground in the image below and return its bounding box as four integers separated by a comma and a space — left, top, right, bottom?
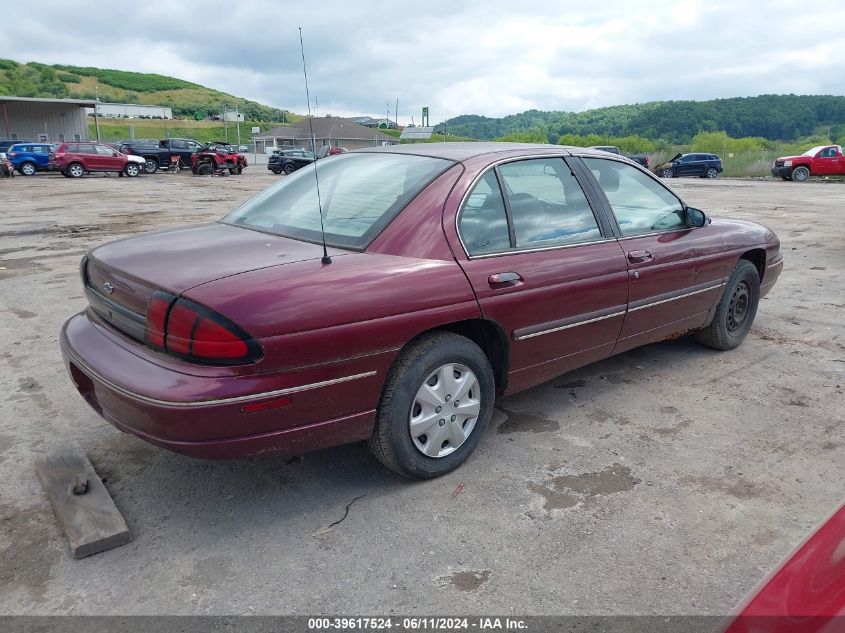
0, 169, 842, 616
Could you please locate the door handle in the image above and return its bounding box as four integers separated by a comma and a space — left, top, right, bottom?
488, 272, 523, 286
627, 250, 653, 263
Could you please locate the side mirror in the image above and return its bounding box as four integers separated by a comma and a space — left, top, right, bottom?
685, 207, 707, 228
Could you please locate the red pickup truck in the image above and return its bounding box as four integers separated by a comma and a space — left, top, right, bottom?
772, 145, 845, 181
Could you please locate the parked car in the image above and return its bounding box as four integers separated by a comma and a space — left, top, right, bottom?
49, 142, 145, 178
588, 145, 649, 168
120, 138, 204, 173
718, 501, 845, 633
268, 148, 315, 174
6, 142, 54, 176
0, 139, 32, 153
317, 146, 349, 158
771, 145, 845, 182
655, 152, 723, 178
61, 144, 782, 479
190, 141, 247, 175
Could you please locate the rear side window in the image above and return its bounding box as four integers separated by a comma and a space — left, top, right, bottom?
459, 171, 511, 255
584, 158, 685, 236
498, 158, 601, 248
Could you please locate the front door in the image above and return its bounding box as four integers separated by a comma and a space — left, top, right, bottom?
814, 147, 843, 175
94, 144, 122, 171
451, 156, 629, 394
581, 157, 726, 353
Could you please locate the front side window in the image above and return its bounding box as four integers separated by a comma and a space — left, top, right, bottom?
223, 153, 452, 250
584, 158, 686, 236
498, 158, 601, 247
95, 145, 114, 155
458, 171, 510, 255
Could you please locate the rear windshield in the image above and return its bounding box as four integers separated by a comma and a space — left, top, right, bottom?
222, 152, 452, 250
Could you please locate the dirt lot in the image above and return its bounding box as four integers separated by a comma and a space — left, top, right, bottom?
0, 169, 842, 616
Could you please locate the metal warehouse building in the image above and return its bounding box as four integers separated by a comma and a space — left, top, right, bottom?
0, 96, 96, 143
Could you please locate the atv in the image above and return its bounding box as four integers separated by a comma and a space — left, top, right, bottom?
190, 142, 248, 176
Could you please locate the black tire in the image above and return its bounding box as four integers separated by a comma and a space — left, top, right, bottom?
19, 161, 37, 176
283, 162, 295, 175
272, 169, 282, 175
368, 332, 495, 479
124, 163, 140, 177
67, 163, 84, 178
660, 168, 673, 178
61, 170, 71, 178
196, 163, 213, 176
791, 166, 810, 182
781, 176, 791, 181
695, 260, 760, 351
143, 158, 158, 174
705, 167, 719, 179
235, 166, 243, 175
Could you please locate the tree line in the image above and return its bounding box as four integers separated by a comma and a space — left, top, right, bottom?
437, 95, 845, 144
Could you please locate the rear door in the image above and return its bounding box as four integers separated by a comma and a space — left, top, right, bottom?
580, 157, 726, 353
452, 156, 629, 393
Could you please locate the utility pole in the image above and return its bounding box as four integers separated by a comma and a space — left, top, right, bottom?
395, 98, 399, 128
93, 84, 101, 142
236, 104, 241, 146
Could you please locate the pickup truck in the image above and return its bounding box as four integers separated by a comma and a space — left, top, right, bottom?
588, 145, 650, 168
772, 144, 845, 181
119, 138, 204, 173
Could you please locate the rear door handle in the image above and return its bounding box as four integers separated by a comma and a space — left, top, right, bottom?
488, 272, 523, 286
627, 250, 653, 263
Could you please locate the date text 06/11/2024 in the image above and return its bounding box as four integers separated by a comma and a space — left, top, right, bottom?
307, 617, 528, 630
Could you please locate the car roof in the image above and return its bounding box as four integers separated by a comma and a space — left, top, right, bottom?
352, 142, 628, 162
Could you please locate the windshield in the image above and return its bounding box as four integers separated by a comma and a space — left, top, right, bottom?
802, 146, 826, 157
222, 152, 452, 250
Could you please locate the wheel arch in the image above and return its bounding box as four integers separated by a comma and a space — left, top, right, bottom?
396, 318, 510, 396
740, 248, 766, 281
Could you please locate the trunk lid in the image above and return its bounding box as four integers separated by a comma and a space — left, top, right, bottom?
84, 222, 345, 341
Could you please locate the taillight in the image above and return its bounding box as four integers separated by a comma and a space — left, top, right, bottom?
124, 148, 133, 154
145, 291, 174, 348
144, 294, 261, 365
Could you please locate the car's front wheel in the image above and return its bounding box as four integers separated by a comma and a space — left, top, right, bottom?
19, 161, 37, 176
124, 163, 140, 177
791, 166, 810, 182
660, 168, 673, 178
369, 332, 495, 479
695, 259, 760, 351
196, 163, 214, 176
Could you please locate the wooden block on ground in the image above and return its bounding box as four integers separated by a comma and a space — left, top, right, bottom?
35, 446, 132, 559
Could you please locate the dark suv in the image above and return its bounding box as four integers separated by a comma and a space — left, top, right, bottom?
655, 153, 723, 179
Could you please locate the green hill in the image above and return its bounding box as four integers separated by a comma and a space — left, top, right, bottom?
437, 95, 845, 144
0, 59, 289, 122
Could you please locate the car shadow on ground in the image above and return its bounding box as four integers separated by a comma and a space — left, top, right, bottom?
84, 335, 720, 539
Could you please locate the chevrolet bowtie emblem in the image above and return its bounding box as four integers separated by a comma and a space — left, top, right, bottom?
103, 282, 114, 294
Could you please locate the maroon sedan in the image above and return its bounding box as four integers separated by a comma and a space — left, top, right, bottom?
61, 143, 782, 478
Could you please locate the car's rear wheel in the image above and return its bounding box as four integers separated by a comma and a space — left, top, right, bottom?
791, 166, 810, 182
19, 161, 36, 176
660, 168, 673, 178
67, 163, 84, 178
695, 259, 760, 351
369, 332, 494, 479
283, 163, 295, 175
124, 163, 140, 177
143, 159, 158, 174
196, 163, 214, 176
705, 167, 719, 179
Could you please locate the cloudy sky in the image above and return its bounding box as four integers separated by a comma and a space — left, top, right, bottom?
3, 1, 843, 123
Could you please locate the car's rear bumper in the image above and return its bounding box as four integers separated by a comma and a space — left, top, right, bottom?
60, 311, 381, 458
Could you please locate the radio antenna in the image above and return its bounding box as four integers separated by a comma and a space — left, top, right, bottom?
299, 27, 331, 265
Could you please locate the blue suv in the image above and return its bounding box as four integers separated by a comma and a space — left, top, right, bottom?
7, 143, 54, 176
